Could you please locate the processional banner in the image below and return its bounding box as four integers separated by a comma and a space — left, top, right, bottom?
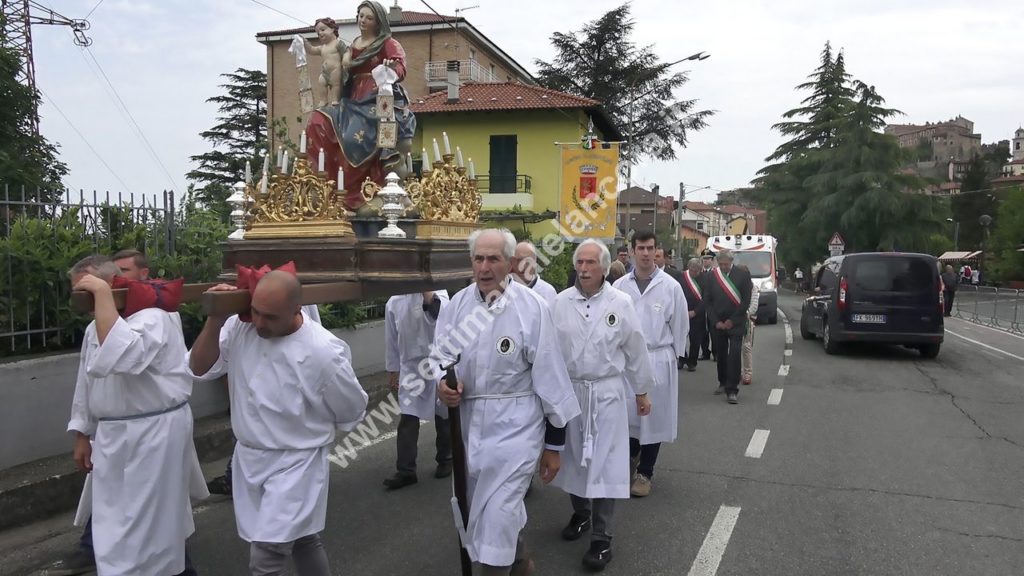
557, 142, 619, 242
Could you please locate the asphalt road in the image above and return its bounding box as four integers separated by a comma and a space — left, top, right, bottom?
4, 291, 1023, 575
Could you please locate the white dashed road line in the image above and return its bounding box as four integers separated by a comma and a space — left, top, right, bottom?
767, 389, 784, 405
777, 364, 790, 376
744, 429, 771, 458
687, 505, 743, 576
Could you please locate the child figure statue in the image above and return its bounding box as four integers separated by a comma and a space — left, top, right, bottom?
303, 17, 346, 107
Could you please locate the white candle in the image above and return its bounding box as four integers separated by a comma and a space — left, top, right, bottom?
299, 131, 307, 154
260, 174, 268, 195
318, 148, 325, 172
261, 155, 269, 176
337, 168, 344, 190
456, 146, 464, 168
422, 148, 429, 169
244, 161, 252, 185
432, 139, 442, 164
277, 145, 282, 164
468, 158, 475, 180
281, 150, 289, 174
406, 153, 413, 174
442, 132, 452, 155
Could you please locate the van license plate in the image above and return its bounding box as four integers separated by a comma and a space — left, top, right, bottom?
852, 314, 886, 324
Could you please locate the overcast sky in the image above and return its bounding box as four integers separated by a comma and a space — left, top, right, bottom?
30, 0, 1024, 206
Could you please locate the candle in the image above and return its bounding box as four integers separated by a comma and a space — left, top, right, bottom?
318, 148, 325, 172
277, 145, 282, 164
244, 161, 252, 185
468, 158, 475, 180
456, 146, 464, 168
260, 174, 268, 195
337, 168, 344, 191
299, 131, 307, 154
432, 139, 442, 164
422, 148, 429, 170
281, 150, 289, 174
406, 153, 413, 174
261, 155, 269, 176
442, 132, 452, 155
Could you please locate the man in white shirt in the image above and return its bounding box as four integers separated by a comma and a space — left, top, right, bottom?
551, 239, 653, 571
510, 240, 558, 306
437, 228, 580, 575
382, 290, 453, 490
67, 254, 206, 576
187, 271, 368, 576
612, 231, 688, 497
741, 272, 760, 385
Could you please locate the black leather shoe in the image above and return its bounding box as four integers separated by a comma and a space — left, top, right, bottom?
561, 513, 592, 541
434, 460, 453, 479
727, 393, 738, 404
699, 353, 712, 361
714, 385, 725, 395
206, 475, 232, 496
685, 364, 696, 372
382, 473, 418, 490
582, 540, 613, 571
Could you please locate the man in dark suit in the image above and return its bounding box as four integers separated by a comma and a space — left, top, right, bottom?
698, 249, 716, 360
703, 248, 754, 404
679, 258, 706, 372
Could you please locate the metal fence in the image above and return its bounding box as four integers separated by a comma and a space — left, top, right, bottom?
950, 285, 1024, 334
1, 185, 176, 355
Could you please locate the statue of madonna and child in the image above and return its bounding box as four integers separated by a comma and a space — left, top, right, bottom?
299, 1, 416, 216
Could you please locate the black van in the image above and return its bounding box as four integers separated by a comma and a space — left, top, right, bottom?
799, 252, 944, 358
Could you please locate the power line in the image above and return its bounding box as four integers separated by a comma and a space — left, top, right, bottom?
247, 0, 308, 26
39, 87, 132, 193
81, 46, 180, 190
83, 0, 103, 20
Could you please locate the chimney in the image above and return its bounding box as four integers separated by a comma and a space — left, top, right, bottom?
447, 60, 461, 103
388, 1, 403, 22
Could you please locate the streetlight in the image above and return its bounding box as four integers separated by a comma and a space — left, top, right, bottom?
946, 217, 959, 251
623, 52, 709, 237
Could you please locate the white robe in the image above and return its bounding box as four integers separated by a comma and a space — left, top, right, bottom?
186, 310, 368, 543
67, 310, 206, 576
385, 291, 450, 420
550, 284, 654, 499
529, 277, 558, 307
613, 268, 689, 444
435, 280, 580, 566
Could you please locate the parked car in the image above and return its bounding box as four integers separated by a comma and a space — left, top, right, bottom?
800, 252, 944, 358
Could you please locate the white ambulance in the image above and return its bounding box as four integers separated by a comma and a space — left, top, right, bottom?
706, 234, 779, 324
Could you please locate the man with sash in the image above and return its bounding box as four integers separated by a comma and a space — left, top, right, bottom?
680, 258, 707, 373
551, 239, 653, 570
66, 254, 206, 575
703, 249, 754, 404
436, 228, 580, 575
187, 270, 369, 576
612, 230, 688, 497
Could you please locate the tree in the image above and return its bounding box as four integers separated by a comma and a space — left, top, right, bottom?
987, 187, 1024, 282
950, 155, 999, 251
753, 44, 946, 267
186, 68, 267, 218
0, 45, 68, 200
533, 4, 713, 167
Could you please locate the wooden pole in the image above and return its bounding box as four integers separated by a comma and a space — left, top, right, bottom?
443, 355, 473, 576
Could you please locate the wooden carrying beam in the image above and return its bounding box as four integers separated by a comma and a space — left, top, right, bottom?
71, 279, 469, 316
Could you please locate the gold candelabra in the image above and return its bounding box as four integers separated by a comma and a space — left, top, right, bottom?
244, 157, 353, 238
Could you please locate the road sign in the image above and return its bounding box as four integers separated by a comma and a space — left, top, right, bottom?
828, 232, 845, 256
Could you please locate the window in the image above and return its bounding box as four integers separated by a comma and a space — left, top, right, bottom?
488, 135, 517, 193
489, 63, 496, 78
469, 48, 477, 61
696, 222, 705, 231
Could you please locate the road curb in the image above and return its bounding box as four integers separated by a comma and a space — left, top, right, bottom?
0, 373, 391, 534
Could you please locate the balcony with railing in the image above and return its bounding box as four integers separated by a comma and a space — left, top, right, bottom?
474, 174, 533, 210
425, 59, 499, 87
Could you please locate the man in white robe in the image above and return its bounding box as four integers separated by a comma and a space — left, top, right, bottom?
612, 230, 688, 498
551, 240, 654, 571
382, 290, 453, 490
436, 229, 581, 575
510, 240, 558, 306
187, 271, 368, 576
66, 255, 206, 576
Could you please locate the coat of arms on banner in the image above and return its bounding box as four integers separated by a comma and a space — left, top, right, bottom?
578, 164, 598, 199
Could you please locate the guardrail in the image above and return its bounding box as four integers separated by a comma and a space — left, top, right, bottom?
950, 285, 1024, 335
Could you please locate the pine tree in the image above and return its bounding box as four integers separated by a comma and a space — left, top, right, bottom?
186, 68, 267, 217
534, 4, 713, 166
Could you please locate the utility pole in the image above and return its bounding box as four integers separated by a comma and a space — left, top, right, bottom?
676, 181, 685, 262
